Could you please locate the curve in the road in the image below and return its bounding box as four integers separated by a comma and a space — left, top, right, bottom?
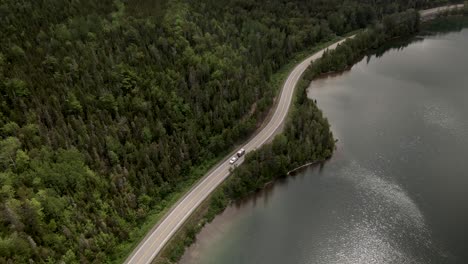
125, 36, 354, 264
420, 4, 464, 19
124, 5, 464, 264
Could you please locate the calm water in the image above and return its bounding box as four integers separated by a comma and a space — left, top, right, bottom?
180, 27, 468, 264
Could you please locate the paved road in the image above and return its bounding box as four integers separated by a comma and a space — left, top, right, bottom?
125, 35, 354, 264
420, 4, 464, 20
124, 5, 464, 264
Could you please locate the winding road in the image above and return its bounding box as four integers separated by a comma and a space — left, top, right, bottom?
420, 4, 464, 20
124, 5, 464, 264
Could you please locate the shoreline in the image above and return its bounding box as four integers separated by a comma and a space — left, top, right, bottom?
181, 12, 468, 264
151, 34, 354, 264
160, 5, 467, 264
127, 4, 466, 264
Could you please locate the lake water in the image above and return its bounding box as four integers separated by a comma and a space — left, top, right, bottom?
180, 25, 468, 264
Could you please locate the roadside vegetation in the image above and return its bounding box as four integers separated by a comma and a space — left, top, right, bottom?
154, 5, 464, 264
0, 0, 463, 262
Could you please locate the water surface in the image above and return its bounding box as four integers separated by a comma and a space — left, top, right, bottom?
180, 26, 468, 264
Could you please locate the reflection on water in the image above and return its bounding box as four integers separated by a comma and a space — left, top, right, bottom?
421, 99, 467, 138
322, 161, 433, 264
181, 27, 468, 264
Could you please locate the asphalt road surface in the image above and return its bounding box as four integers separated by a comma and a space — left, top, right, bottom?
125, 5, 464, 264
420, 4, 464, 20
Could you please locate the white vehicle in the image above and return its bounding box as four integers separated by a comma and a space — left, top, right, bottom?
237, 148, 246, 157
229, 156, 238, 164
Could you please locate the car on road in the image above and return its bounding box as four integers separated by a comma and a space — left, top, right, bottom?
229, 156, 238, 164
237, 148, 246, 157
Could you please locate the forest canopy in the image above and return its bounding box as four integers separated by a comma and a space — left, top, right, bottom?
0, 0, 460, 262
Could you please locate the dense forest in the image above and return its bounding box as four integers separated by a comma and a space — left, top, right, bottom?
0, 0, 461, 262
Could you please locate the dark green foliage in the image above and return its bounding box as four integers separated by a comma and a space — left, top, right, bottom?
308, 10, 421, 77
222, 97, 334, 201
216, 56, 339, 208
0, 0, 457, 262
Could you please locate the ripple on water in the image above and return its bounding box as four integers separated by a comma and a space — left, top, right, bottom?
322, 221, 418, 264
422, 100, 463, 133
315, 161, 450, 264
345, 162, 426, 230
